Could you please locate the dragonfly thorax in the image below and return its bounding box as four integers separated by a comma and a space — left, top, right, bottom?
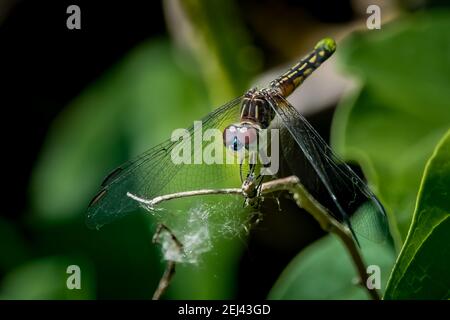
240, 89, 275, 129
222, 89, 275, 152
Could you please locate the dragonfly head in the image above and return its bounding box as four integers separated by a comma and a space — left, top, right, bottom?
223, 122, 260, 152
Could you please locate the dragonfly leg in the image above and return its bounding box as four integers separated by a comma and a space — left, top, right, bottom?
248, 162, 254, 177
255, 173, 264, 196
239, 160, 244, 183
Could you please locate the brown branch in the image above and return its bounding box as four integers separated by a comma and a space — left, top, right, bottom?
152, 261, 176, 300
272, 176, 380, 300
127, 188, 241, 208
134, 176, 380, 300
151, 224, 183, 300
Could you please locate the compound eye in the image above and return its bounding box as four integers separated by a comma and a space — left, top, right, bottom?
223, 125, 244, 151
237, 125, 259, 150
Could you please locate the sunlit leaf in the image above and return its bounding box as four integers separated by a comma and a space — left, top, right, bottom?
334, 11, 450, 242
384, 129, 450, 299
268, 236, 396, 299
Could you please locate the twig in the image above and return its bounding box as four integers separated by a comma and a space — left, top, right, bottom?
127, 188, 241, 208
152, 261, 176, 300
151, 224, 183, 300
269, 176, 381, 300
132, 176, 380, 300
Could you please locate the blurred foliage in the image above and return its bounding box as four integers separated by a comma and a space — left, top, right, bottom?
2, 1, 450, 300
385, 129, 450, 299
269, 9, 450, 300
25, 39, 245, 299
30, 40, 209, 223
0, 256, 94, 299
17, 0, 257, 300
0, 218, 29, 273
333, 10, 450, 245
166, 0, 260, 103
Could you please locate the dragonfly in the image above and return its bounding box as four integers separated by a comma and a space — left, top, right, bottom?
87, 38, 388, 244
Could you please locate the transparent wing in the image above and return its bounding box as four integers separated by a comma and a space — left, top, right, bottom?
87, 96, 245, 229
265, 91, 388, 243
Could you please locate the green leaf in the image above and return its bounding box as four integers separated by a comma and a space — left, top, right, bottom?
175, 0, 259, 103
333, 11, 450, 242
268, 236, 396, 300
384, 129, 450, 299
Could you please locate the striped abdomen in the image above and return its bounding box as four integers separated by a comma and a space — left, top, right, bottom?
270, 38, 336, 97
